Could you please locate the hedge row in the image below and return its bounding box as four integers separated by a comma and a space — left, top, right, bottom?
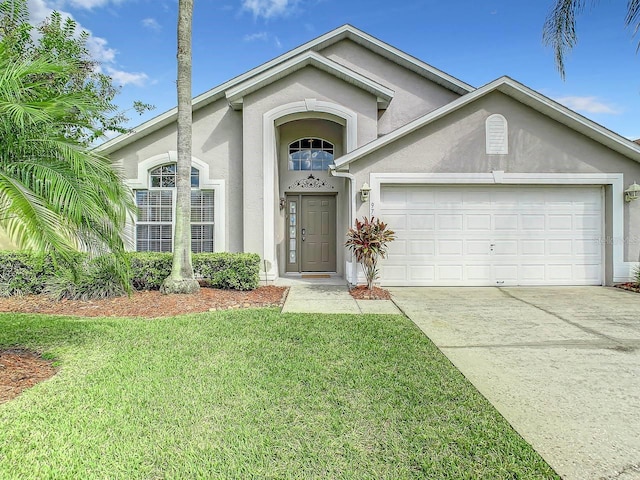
0, 251, 261, 297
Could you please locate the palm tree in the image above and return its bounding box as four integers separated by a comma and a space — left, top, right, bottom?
160, 0, 199, 294
544, 0, 640, 78
0, 42, 133, 281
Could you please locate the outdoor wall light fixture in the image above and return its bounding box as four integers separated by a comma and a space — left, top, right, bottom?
625, 182, 640, 202
360, 182, 371, 202
279, 197, 286, 210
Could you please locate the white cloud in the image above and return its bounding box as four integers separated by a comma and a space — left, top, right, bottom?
242, 0, 300, 19
86, 36, 117, 63
141, 17, 161, 31
243, 31, 283, 49
555, 96, 622, 115
243, 31, 269, 42
66, 0, 126, 10
105, 67, 149, 87
26, 0, 149, 87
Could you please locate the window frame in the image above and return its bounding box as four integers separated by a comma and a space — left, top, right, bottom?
287, 137, 335, 171
126, 153, 225, 253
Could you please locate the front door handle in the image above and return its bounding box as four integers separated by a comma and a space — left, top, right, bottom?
302, 236, 306, 242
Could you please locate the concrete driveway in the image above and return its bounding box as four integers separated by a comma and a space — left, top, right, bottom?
388, 286, 640, 480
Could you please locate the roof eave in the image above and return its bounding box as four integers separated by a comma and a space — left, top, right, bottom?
334, 76, 640, 168
225, 51, 394, 110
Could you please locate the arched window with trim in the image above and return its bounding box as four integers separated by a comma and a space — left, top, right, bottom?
135, 163, 214, 253
288, 138, 334, 171
486, 114, 508, 154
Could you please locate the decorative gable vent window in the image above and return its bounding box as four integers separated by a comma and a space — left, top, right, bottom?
486, 114, 508, 154
135, 164, 214, 253
288, 138, 334, 171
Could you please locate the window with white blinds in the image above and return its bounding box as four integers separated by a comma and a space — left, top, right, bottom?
486, 114, 508, 154
135, 164, 215, 253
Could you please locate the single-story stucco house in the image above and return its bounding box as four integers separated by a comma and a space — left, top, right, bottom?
97, 24, 640, 287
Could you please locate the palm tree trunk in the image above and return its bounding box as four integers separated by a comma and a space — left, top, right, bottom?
160, 0, 199, 294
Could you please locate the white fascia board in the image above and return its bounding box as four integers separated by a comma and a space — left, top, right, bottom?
494, 78, 640, 161
341, 29, 474, 96
225, 51, 394, 110
97, 24, 472, 155
334, 76, 640, 169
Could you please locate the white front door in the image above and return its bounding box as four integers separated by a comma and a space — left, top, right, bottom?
378, 185, 603, 286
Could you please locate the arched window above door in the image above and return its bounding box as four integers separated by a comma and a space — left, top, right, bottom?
288, 138, 334, 171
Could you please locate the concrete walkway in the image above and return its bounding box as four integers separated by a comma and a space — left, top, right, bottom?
390, 286, 640, 480
281, 284, 401, 314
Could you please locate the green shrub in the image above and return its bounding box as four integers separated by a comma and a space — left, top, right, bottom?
194, 253, 260, 290
127, 252, 173, 290
0, 252, 59, 296
45, 255, 129, 301
0, 250, 261, 296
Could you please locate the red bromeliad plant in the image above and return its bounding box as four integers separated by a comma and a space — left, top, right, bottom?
345, 217, 396, 290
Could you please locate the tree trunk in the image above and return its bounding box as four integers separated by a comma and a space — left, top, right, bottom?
160, 0, 199, 294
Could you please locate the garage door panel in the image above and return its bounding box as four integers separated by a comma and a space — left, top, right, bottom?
494, 215, 519, 231
409, 189, 436, 205
436, 191, 464, 207
409, 265, 435, 281
466, 214, 491, 230
378, 185, 602, 286
522, 215, 545, 230
548, 215, 573, 230
380, 187, 408, 205
410, 240, 435, 255
493, 241, 518, 256
409, 214, 435, 231
466, 240, 491, 255
467, 264, 492, 281
521, 240, 545, 255
521, 265, 546, 281
382, 213, 407, 230
438, 265, 464, 281
388, 239, 407, 256
575, 239, 601, 256
575, 214, 601, 231
438, 240, 463, 255
437, 214, 463, 230
547, 239, 573, 255
494, 264, 519, 282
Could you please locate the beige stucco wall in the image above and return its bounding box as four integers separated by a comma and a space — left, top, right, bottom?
241, 65, 380, 263
349, 91, 640, 265
320, 39, 461, 135
108, 97, 244, 253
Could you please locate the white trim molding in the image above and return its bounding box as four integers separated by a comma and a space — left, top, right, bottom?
125, 151, 226, 252
334, 76, 640, 169
369, 172, 633, 285
262, 101, 358, 280
226, 51, 394, 110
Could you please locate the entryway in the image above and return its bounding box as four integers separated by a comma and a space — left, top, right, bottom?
285, 194, 337, 273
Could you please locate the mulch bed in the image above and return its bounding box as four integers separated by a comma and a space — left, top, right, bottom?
0, 286, 288, 318
349, 285, 392, 300
0, 350, 57, 404
0, 286, 288, 403
614, 283, 640, 293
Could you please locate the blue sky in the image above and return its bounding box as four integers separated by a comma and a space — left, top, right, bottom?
26, 0, 640, 139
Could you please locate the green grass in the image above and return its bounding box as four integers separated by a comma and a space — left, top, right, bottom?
0, 310, 558, 479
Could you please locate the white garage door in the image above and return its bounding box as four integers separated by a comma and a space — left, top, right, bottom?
378, 185, 603, 286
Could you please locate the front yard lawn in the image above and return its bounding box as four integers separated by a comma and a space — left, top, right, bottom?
0, 309, 558, 479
